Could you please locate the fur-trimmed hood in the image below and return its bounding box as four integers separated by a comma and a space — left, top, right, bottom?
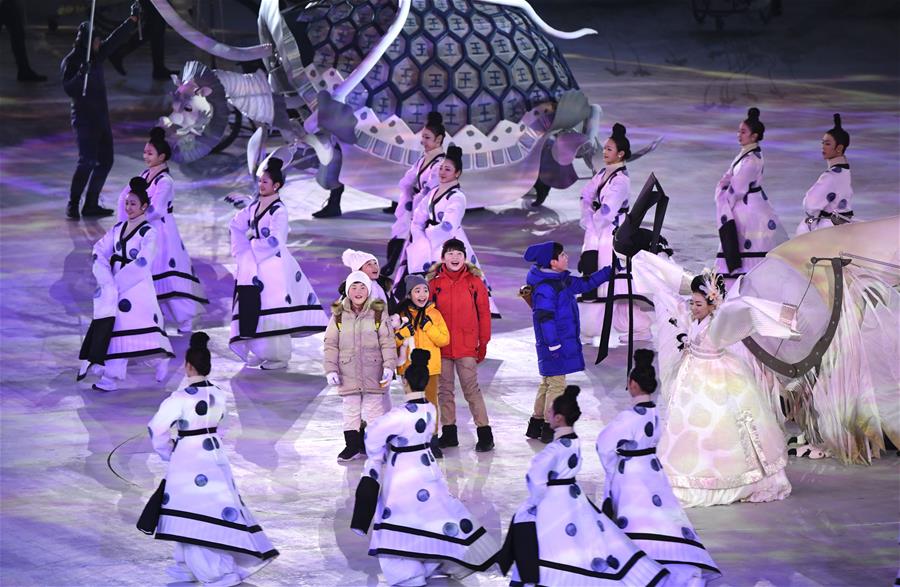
425, 261, 483, 281
331, 296, 386, 316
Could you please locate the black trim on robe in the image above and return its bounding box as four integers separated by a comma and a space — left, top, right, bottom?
372, 522, 487, 546
154, 533, 279, 560
367, 547, 497, 572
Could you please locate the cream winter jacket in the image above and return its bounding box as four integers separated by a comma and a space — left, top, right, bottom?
324, 297, 396, 396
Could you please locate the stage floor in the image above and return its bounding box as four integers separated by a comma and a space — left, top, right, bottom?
1, 1, 898, 586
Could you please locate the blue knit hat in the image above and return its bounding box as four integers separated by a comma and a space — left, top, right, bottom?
524, 241, 557, 268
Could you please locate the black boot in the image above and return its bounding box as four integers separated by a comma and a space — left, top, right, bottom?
438, 424, 458, 448
382, 237, 404, 277
66, 201, 80, 221
530, 179, 551, 208
109, 53, 127, 76
337, 430, 363, 462
17, 68, 47, 82
382, 201, 398, 214
82, 193, 114, 218
540, 421, 554, 444
312, 185, 344, 218
430, 434, 443, 459
525, 417, 544, 439
475, 426, 494, 452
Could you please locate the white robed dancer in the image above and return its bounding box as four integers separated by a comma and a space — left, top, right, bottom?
597, 350, 720, 585
796, 114, 855, 235
228, 158, 328, 369
140, 333, 278, 586
383, 112, 445, 282
714, 107, 787, 283
115, 127, 208, 332
579, 123, 653, 342
351, 349, 498, 586
631, 250, 797, 507
77, 178, 173, 391
406, 146, 499, 316
498, 385, 669, 586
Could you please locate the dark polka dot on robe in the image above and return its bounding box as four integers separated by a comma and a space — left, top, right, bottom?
295, 270, 302, 282
118, 299, 132, 312
443, 522, 459, 537
569, 484, 581, 498
645, 422, 654, 437
382, 507, 392, 519
682, 527, 696, 540
195, 401, 208, 416
591, 558, 608, 572
285, 294, 292, 304
177, 419, 189, 430
633, 405, 647, 415
390, 452, 399, 466
596, 519, 605, 531
422, 262, 431, 272
768, 219, 777, 230
742, 195, 748, 205
559, 437, 572, 447
617, 460, 626, 474
607, 555, 620, 569
387, 434, 397, 443
139, 225, 151, 236
832, 166, 843, 173
202, 438, 215, 451
616, 516, 628, 529
568, 454, 578, 468
221, 507, 238, 522
600, 203, 610, 215
415, 418, 427, 433
261, 227, 270, 237
152, 313, 158, 324
116, 242, 122, 251
367, 549, 377, 556
548, 470, 559, 481
527, 505, 537, 516
395, 436, 409, 447
128, 248, 138, 259
651, 458, 661, 471
404, 201, 413, 211
268, 205, 279, 216
93, 287, 102, 299
136, 257, 147, 267
307, 293, 317, 305
838, 199, 848, 209
212, 437, 220, 448
162, 492, 170, 505
826, 192, 837, 201
195, 474, 208, 487
185, 386, 198, 395
565, 523, 577, 536
460, 518, 473, 533
252, 276, 264, 291
437, 211, 444, 221
720, 214, 728, 224
405, 403, 418, 413
267, 236, 279, 247
762, 191, 769, 200
420, 453, 430, 466
744, 239, 753, 250
275, 251, 281, 257
416, 489, 430, 502
470, 254, 477, 264
652, 494, 662, 507
147, 426, 153, 438
161, 217, 166, 223
168, 258, 176, 268
369, 469, 378, 480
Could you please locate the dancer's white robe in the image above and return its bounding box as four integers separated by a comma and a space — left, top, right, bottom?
87, 219, 173, 380
502, 431, 669, 586
352, 395, 497, 586
632, 251, 795, 507
228, 198, 327, 363
714, 144, 787, 279
579, 163, 652, 338
391, 150, 444, 240
795, 158, 853, 234
597, 401, 720, 585
147, 377, 277, 584
116, 168, 208, 329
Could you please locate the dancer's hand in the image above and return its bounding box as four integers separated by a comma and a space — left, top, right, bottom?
326, 372, 341, 386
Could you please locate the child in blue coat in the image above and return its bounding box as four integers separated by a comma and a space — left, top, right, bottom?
523, 241, 611, 442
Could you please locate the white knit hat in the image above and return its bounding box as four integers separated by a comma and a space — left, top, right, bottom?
342, 248, 378, 271
345, 270, 372, 296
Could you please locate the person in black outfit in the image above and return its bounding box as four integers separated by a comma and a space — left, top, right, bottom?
0, 0, 47, 82
108, 0, 176, 81
61, 4, 139, 220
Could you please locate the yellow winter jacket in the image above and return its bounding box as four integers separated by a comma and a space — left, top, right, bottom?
394, 301, 450, 376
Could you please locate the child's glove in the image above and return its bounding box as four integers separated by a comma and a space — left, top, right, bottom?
326, 372, 341, 386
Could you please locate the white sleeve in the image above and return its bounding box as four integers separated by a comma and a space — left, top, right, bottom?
425, 191, 466, 240
410, 191, 429, 239
708, 286, 801, 350
581, 172, 602, 230
596, 412, 633, 498
147, 395, 182, 461
114, 227, 156, 293
524, 445, 558, 506
801, 170, 835, 216
591, 174, 629, 232
146, 176, 174, 223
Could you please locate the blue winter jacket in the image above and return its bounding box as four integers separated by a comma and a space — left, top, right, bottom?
527, 265, 612, 377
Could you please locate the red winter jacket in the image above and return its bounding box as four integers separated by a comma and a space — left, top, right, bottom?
427, 262, 491, 360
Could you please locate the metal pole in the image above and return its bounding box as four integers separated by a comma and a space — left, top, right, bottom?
82, 0, 98, 96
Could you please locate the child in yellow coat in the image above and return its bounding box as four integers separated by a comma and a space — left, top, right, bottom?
394, 274, 450, 456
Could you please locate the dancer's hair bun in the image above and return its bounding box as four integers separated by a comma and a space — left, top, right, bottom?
611, 122, 627, 138
747, 107, 761, 121
189, 331, 210, 350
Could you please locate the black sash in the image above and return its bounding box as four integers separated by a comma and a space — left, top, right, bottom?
389, 443, 429, 453
178, 427, 218, 437
547, 477, 576, 486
